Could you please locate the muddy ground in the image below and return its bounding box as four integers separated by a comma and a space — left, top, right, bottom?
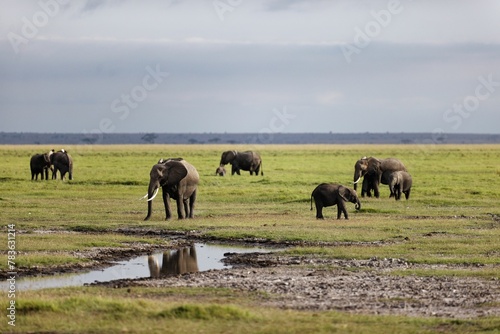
4, 231, 500, 319
101, 252, 499, 319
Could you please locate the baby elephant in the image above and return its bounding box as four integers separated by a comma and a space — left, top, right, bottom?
311, 183, 361, 219
387, 171, 412, 200
215, 166, 226, 176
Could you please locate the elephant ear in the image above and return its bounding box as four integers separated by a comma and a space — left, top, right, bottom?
368, 158, 382, 174
338, 186, 350, 202
221, 150, 236, 164
163, 160, 188, 186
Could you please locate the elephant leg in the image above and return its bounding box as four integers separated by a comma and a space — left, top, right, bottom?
373, 182, 380, 198
396, 185, 403, 200
337, 202, 348, 220
176, 197, 185, 219
361, 178, 368, 198
315, 202, 324, 219
188, 190, 197, 218
404, 189, 411, 200
182, 198, 189, 218
255, 165, 260, 176
162, 191, 172, 220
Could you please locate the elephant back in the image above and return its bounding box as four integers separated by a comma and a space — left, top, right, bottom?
179, 160, 200, 186
381, 158, 407, 172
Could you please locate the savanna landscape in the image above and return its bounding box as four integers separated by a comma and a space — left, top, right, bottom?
1, 144, 499, 333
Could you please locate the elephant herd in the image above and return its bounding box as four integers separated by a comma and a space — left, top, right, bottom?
29, 149, 73, 180
30, 148, 412, 221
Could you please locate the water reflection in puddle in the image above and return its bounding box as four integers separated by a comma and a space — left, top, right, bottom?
5, 243, 274, 291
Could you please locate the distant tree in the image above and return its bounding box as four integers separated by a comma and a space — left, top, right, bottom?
141, 133, 158, 144
208, 137, 220, 143
188, 138, 200, 144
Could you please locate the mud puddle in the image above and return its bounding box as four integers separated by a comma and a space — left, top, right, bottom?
0, 243, 275, 291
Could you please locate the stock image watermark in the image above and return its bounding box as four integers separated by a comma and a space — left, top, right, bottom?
441, 73, 499, 131
6, 224, 17, 327
7, 0, 69, 54
341, 0, 411, 63
213, 0, 243, 21
409, 73, 498, 159
244, 106, 296, 145
81, 64, 169, 145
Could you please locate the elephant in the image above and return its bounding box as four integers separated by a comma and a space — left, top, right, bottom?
50, 149, 73, 180
311, 183, 361, 219
215, 166, 226, 176
142, 158, 199, 221
30, 149, 54, 180
387, 171, 413, 200
219, 150, 263, 176
353, 157, 407, 198
148, 245, 199, 278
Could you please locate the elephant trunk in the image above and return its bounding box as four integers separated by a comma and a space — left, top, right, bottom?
355, 198, 361, 211
353, 171, 361, 190
144, 181, 158, 221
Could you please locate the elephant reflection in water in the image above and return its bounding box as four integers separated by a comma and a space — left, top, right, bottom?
148, 245, 199, 278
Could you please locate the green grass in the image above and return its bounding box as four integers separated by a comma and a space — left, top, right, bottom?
2, 287, 499, 334
1, 144, 500, 333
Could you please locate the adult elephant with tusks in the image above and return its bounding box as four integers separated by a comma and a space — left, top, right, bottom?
353, 157, 407, 198
142, 158, 199, 221
219, 150, 263, 176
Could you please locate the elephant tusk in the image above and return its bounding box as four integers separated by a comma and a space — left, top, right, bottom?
139, 193, 149, 200
353, 177, 361, 184
147, 188, 159, 202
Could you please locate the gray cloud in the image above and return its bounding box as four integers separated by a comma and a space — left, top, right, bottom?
1, 1, 499, 134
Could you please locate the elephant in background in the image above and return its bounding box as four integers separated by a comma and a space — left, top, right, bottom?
387, 171, 413, 200
30, 149, 54, 180
353, 157, 407, 198
219, 150, 263, 176
142, 158, 199, 221
311, 183, 361, 220
51, 149, 73, 180
148, 245, 199, 278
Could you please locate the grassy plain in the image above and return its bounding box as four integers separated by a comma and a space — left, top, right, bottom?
1, 144, 499, 333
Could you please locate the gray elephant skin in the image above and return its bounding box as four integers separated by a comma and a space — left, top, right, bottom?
30, 150, 54, 180
219, 150, 263, 176
50, 149, 73, 180
143, 158, 199, 221
387, 171, 412, 200
353, 157, 407, 198
311, 183, 361, 220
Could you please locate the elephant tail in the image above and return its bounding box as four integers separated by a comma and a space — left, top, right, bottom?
260, 162, 264, 176
310, 194, 314, 211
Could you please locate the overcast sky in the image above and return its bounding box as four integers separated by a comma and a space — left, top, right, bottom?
1, 0, 499, 134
